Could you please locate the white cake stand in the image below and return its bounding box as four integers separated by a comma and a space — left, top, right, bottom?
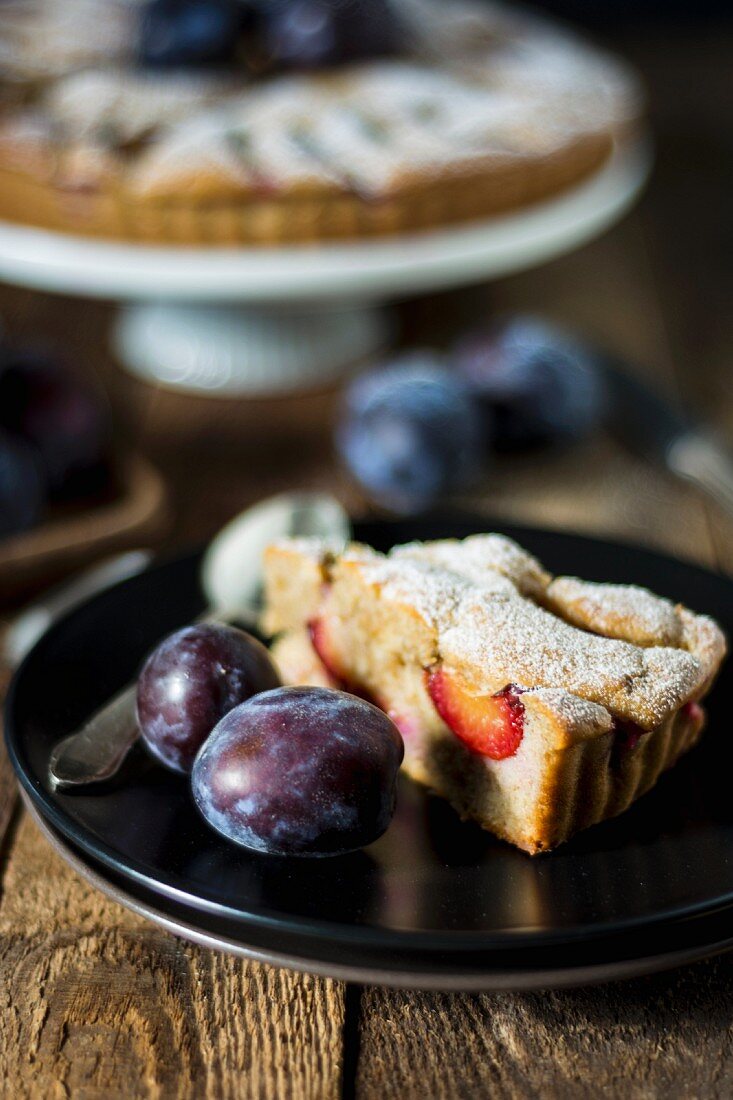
0, 138, 650, 396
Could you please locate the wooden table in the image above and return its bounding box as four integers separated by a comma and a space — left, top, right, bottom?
1, 23, 732, 1099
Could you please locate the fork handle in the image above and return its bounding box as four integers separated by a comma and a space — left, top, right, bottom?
49, 683, 140, 790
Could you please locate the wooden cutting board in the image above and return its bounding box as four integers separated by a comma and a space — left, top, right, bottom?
0, 451, 169, 604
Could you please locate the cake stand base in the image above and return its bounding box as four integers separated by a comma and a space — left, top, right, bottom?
114, 301, 391, 396
0, 137, 651, 396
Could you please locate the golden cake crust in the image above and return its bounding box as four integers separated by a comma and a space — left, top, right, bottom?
0, 132, 616, 244
424, 701, 705, 854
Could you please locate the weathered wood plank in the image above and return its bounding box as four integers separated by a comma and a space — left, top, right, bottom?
355, 961, 733, 1100
0, 815, 345, 1100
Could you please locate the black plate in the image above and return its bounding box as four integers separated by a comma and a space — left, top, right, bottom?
22, 792, 733, 990
6, 519, 733, 979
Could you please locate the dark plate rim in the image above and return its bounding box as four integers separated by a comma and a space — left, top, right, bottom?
6, 517, 733, 956
22, 790, 733, 991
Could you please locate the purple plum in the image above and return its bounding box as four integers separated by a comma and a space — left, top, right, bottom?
137, 623, 281, 773
191, 686, 404, 856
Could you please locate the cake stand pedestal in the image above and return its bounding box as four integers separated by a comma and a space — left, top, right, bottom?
0, 138, 650, 397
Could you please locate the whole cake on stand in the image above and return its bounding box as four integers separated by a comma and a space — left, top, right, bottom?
0, 0, 649, 395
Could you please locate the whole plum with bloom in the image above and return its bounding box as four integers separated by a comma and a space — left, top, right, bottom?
136, 623, 280, 773
191, 686, 404, 856
336, 352, 486, 514
452, 315, 606, 451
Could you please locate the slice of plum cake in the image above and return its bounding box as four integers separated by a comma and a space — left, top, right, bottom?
260, 534, 726, 853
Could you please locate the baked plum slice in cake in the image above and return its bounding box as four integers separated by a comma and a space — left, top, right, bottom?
260, 534, 726, 854
426, 672, 525, 761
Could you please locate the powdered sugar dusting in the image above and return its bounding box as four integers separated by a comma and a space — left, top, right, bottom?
357, 555, 473, 631
361, 541, 701, 728
392, 534, 550, 598
526, 688, 614, 738
45, 68, 234, 145
265, 530, 724, 732
678, 608, 727, 679
547, 577, 683, 648
444, 592, 701, 729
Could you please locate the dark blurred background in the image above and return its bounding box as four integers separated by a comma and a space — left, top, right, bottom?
0, 0, 731, 594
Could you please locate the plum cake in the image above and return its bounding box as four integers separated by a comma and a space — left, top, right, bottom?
260, 533, 726, 854
0, 0, 641, 244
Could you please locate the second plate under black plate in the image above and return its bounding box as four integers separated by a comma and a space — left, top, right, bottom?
6, 518, 733, 967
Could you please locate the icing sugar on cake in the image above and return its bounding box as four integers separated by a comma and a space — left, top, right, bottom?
444, 590, 701, 729
524, 688, 614, 738
354, 554, 476, 631
390, 534, 550, 598
335, 534, 714, 727
546, 577, 683, 648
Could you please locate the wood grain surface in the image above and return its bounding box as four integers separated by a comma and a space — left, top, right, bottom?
0, 23, 731, 1100
0, 809, 345, 1100
355, 967, 733, 1100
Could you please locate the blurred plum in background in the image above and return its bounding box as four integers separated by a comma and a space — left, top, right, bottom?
0, 344, 111, 537
136, 0, 405, 73
0, 431, 44, 538
335, 316, 608, 514
453, 316, 607, 452
336, 352, 487, 515
260, 0, 404, 70
138, 0, 243, 68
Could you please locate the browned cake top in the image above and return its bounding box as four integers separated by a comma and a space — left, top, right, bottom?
270, 533, 726, 731
0, 0, 641, 199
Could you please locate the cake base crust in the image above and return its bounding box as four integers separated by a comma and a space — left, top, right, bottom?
402, 703, 705, 855
0, 133, 613, 246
